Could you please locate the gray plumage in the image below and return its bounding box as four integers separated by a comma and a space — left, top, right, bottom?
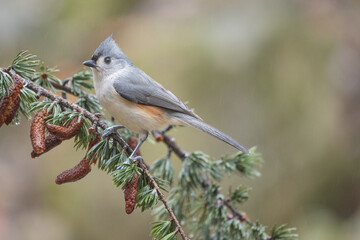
169, 112, 249, 154
87, 35, 249, 154
113, 67, 201, 120
93, 34, 130, 61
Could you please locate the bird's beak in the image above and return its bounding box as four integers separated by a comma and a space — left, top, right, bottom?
82, 60, 98, 68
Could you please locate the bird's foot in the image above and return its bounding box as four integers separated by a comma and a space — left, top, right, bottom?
116, 155, 143, 170
128, 155, 143, 162
94, 113, 103, 119
102, 125, 124, 138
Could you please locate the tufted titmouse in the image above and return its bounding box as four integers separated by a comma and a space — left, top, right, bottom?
83, 35, 249, 160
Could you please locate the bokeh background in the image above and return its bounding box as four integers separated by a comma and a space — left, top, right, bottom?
1, 0, 360, 239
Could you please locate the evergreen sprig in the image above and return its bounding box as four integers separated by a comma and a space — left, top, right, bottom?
76, 94, 101, 113
70, 70, 93, 94
229, 185, 250, 204
33, 63, 61, 91
214, 147, 262, 177
0, 71, 14, 96
151, 220, 176, 240
270, 225, 299, 240
17, 87, 37, 119
112, 162, 140, 188
178, 151, 220, 190
150, 157, 174, 186
11, 50, 40, 78
153, 186, 197, 222
136, 185, 159, 212
87, 138, 126, 172
70, 70, 101, 113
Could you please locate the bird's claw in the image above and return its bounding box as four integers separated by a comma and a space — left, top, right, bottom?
128, 155, 143, 162
102, 128, 113, 138
102, 125, 124, 138
116, 156, 143, 170
95, 113, 103, 119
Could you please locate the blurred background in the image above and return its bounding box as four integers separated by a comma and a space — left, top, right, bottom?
1, 0, 360, 239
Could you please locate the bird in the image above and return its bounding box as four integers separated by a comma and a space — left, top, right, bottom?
83, 35, 249, 161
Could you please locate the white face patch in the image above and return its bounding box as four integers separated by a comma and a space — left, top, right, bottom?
94, 56, 128, 80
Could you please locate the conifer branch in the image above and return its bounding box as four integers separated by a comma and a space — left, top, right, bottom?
12, 73, 131, 154
160, 131, 273, 239
3, 69, 189, 240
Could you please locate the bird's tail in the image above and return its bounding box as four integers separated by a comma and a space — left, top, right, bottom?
169, 112, 249, 154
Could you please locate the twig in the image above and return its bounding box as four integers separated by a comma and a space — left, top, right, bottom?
50, 79, 73, 95
162, 133, 188, 160
223, 199, 253, 225
50, 78, 95, 100
140, 161, 189, 240
5, 71, 189, 240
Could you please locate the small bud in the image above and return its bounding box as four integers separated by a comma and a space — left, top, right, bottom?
238, 212, 249, 222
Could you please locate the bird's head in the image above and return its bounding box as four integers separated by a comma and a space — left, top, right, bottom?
83, 34, 130, 77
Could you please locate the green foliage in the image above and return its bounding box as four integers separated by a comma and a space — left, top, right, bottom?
136, 186, 159, 212
247, 223, 268, 240
198, 185, 227, 225
87, 138, 125, 172
229, 185, 250, 204
112, 162, 140, 188
152, 148, 297, 239
70, 70, 101, 113
178, 151, 220, 190
223, 218, 246, 239
270, 225, 299, 240
0, 71, 14, 96
33, 63, 61, 91
215, 147, 262, 177
150, 157, 174, 186
151, 221, 176, 240
11, 50, 39, 78
70, 70, 94, 94
153, 186, 196, 221
73, 119, 92, 150
76, 94, 101, 113
18, 87, 37, 119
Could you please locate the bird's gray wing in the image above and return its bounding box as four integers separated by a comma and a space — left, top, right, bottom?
113, 67, 201, 119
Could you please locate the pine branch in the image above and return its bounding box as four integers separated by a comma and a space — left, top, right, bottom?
3, 68, 189, 240
160, 131, 273, 239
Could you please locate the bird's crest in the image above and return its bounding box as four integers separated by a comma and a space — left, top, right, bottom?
94, 34, 124, 59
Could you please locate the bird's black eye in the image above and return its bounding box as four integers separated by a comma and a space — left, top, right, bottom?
104, 57, 111, 64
